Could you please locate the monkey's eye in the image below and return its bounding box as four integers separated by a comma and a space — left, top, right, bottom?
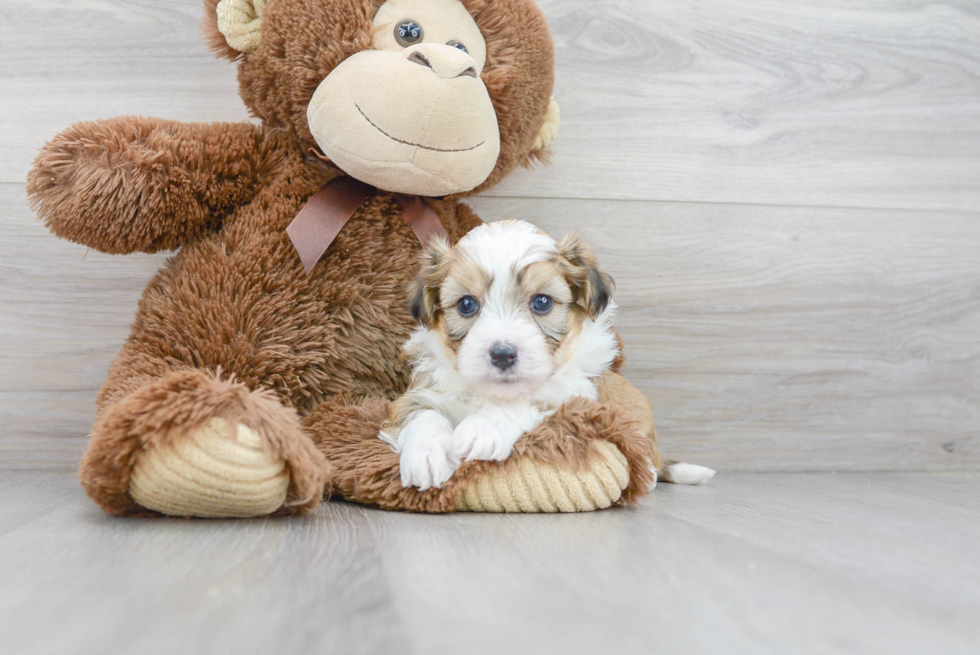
394, 20, 423, 47
530, 294, 553, 314
447, 40, 468, 53
457, 296, 480, 317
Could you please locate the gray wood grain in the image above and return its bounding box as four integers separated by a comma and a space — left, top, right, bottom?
1, 471, 978, 655
3, 0, 979, 210
3, 185, 978, 471
524, 0, 980, 210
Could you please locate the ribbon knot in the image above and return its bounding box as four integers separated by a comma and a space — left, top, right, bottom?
286, 176, 448, 275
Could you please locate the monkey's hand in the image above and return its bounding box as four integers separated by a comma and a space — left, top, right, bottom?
27, 117, 278, 254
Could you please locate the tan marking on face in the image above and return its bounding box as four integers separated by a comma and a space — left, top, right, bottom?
433, 314, 464, 356
411, 236, 454, 328
439, 256, 492, 341
517, 260, 575, 343
555, 232, 615, 319
551, 305, 588, 369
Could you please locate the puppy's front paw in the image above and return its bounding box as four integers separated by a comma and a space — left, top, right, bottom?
400, 439, 457, 490
397, 412, 458, 490
452, 414, 515, 462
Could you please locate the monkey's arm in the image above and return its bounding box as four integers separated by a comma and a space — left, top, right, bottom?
27, 117, 282, 254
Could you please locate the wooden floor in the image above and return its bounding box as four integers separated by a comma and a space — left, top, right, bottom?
0, 470, 977, 655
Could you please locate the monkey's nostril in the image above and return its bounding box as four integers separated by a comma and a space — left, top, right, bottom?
407, 51, 432, 69
457, 67, 477, 79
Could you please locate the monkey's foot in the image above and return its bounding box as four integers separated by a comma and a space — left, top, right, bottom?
129, 417, 290, 518
80, 369, 331, 517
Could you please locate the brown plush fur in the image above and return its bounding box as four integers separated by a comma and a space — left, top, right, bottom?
27, 118, 288, 254
26, 0, 659, 516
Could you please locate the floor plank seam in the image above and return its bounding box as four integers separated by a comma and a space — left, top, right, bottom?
5, 181, 980, 216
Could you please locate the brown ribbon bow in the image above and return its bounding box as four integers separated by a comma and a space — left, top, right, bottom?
286, 176, 449, 275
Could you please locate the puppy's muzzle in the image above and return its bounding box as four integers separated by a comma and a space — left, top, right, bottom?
489, 342, 518, 371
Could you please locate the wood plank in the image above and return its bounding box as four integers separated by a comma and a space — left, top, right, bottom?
1, 0, 250, 188
653, 472, 980, 612
0, 477, 409, 655
0, 470, 79, 538
2, 0, 979, 210
516, 0, 980, 210
2, 471, 977, 655
370, 478, 980, 654
3, 185, 978, 471
0, 392, 92, 470
0, 181, 168, 469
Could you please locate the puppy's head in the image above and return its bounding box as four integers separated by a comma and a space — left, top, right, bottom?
409, 220, 614, 398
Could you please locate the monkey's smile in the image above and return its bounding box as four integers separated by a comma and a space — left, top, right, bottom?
355, 104, 485, 153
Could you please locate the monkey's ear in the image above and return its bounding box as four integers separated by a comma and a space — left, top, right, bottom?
203, 0, 270, 59
531, 98, 561, 151
409, 237, 451, 328
557, 232, 614, 319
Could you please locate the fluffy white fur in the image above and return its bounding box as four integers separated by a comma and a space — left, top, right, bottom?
382, 221, 620, 490
391, 409, 457, 491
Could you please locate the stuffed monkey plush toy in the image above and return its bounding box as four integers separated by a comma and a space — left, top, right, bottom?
26, 0, 663, 517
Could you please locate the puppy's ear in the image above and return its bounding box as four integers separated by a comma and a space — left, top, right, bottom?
409, 237, 451, 328
557, 233, 615, 319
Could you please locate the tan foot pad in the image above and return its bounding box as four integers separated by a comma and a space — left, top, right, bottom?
129, 417, 289, 518
455, 441, 630, 512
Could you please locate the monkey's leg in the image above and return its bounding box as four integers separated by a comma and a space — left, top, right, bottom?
80, 366, 331, 518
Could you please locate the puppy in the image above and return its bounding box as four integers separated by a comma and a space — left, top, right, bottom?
380, 219, 620, 490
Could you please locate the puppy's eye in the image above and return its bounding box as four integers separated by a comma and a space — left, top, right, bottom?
447, 39, 468, 53
530, 294, 553, 314
395, 20, 424, 47
457, 296, 480, 317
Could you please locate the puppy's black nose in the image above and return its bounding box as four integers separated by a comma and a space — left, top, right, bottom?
489, 342, 518, 371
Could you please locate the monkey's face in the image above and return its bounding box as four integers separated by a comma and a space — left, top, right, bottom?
207, 0, 558, 197
307, 0, 500, 196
